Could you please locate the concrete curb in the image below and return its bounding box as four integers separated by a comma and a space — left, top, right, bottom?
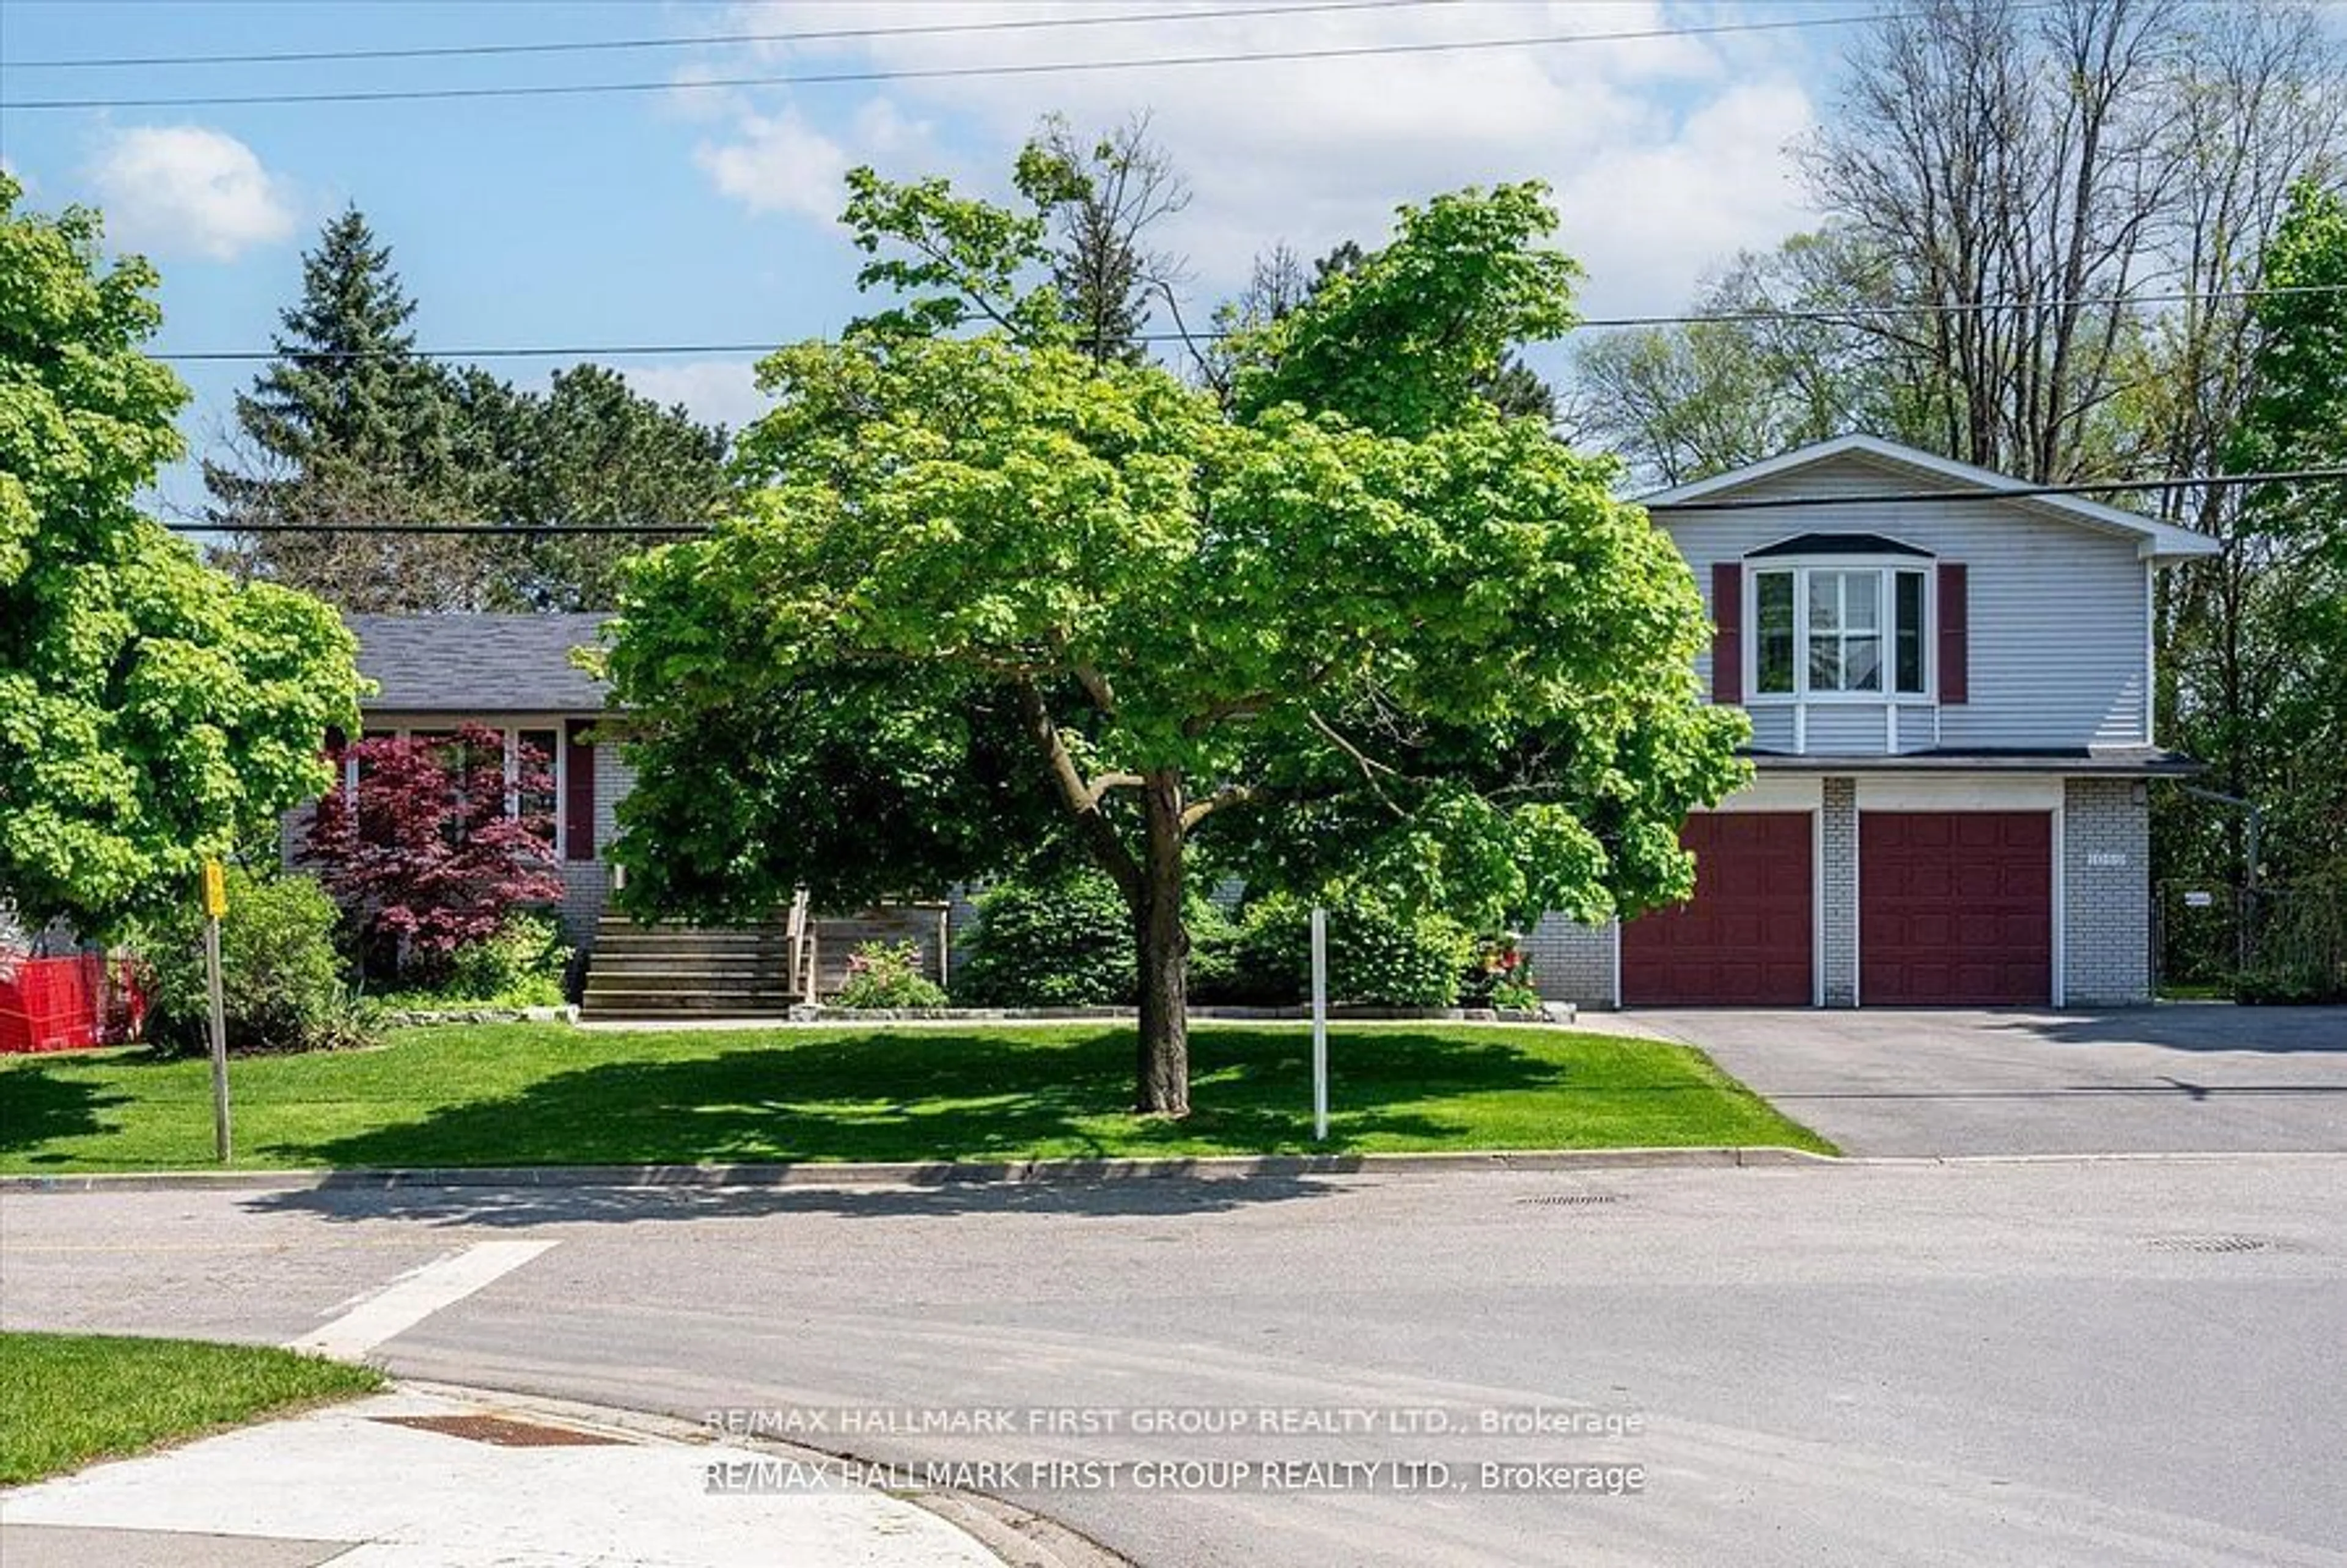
392, 1380, 1136, 1568
0, 1145, 1834, 1194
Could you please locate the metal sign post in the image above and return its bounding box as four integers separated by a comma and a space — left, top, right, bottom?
201, 860, 232, 1163
1310, 905, 1329, 1143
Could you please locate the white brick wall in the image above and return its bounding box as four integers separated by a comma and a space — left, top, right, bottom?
2063, 777, 2152, 1005
1525, 912, 1617, 1009
1821, 778, 1858, 1007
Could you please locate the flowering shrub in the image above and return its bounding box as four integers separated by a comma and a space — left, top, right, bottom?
1467, 940, 1541, 1012
304, 725, 564, 986
834, 940, 948, 1009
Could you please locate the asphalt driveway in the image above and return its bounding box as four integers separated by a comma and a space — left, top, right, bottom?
1625, 1004, 2347, 1157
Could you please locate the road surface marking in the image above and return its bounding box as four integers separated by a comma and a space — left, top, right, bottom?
287, 1240, 557, 1358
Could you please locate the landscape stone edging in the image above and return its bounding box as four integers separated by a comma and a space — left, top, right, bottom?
375, 1003, 578, 1027
0, 1145, 1827, 1194
778, 1003, 1573, 1024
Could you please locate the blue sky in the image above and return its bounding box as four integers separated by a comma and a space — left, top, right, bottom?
1, 1, 1867, 515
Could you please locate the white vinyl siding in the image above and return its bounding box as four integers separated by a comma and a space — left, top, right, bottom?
1675, 451, 2151, 752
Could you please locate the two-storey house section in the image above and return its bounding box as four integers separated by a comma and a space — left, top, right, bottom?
1530, 436, 2219, 1011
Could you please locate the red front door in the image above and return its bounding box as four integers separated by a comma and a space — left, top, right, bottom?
1622, 812, 1815, 1006
1860, 811, 2052, 1005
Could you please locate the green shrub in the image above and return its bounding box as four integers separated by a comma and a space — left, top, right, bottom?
954, 870, 1135, 1006
1226, 893, 1475, 1008
438, 913, 571, 1007
1184, 895, 1246, 1003
2235, 965, 2343, 1006
834, 940, 949, 1009
134, 868, 371, 1054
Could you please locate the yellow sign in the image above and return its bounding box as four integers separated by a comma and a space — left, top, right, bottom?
202, 860, 228, 920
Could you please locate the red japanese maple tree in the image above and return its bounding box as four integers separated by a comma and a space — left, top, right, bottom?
304, 724, 564, 983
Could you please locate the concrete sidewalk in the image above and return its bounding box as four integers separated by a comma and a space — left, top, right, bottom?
0, 1385, 1012, 1567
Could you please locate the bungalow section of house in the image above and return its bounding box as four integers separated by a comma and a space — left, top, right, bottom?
1524, 435, 2219, 1010
303, 614, 945, 1018
320, 614, 630, 942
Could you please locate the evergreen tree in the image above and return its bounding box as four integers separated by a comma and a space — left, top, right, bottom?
204, 207, 483, 611
461, 365, 733, 611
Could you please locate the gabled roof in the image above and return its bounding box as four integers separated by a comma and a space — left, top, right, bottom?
346, 614, 611, 714
1640, 434, 2220, 560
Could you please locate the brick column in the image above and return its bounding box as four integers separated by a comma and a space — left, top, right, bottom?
1822, 777, 1858, 1007
2063, 777, 2152, 1005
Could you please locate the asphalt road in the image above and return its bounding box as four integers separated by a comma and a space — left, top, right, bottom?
1629, 1005, 2347, 1156
7, 1157, 2345, 1567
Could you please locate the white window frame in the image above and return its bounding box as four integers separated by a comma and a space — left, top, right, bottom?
342, 720, 568, 848
1746, 560, 1935, 705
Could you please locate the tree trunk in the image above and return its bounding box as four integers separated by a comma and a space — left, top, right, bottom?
1132, 768, 1190, 1116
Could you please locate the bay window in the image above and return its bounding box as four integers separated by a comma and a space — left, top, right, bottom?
1749, 563, 1930, 699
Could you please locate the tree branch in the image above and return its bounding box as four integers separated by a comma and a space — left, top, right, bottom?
1016, 680, 1143, 901
1089, 772, 1145, 805
1180, 783, 1265, 830
1307, 708, 1406, 819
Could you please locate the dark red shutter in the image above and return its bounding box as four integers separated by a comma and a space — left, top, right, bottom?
1711, 562, 1743, 705
564, 719, 596, 862
1937, 563, 1969, 705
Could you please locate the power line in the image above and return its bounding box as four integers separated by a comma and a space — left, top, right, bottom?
158, 467, 2347, 537
4, 1, 1466, 70
141, 282, 2347, 365
0, 9, 1967, 111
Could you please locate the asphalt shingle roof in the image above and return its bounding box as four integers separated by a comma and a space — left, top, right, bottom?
345, 614, 612, 714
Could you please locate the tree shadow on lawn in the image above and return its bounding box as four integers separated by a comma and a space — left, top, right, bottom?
257, 1026, 1583, 1173
0, 1061, 129, 1163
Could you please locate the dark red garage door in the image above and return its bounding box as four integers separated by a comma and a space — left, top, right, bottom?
1860, 811, 2051, 1005
1623, 812, 1814, 1006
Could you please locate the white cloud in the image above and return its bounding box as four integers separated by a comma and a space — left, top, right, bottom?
622, 360, 771, 431
694, 98, 936, 224
87, 125, 296, 262
683, 1, 1825, 313
695, 104, 854, 222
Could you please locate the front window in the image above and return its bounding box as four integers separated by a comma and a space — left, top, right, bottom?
1807, 570, 1881, 692
1749, 564, 1930, 698
515, 729, 559, 848
1895, 571, 1926, 694
1756, 572, 1796, 694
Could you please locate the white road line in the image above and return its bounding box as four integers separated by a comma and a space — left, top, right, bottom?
287, 1239, 557, 1359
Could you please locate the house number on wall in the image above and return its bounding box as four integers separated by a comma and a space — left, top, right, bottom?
2087, 851, 2128, 868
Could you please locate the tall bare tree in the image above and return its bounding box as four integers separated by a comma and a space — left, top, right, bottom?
1025, 111, 1192, 367
1801, 0, 2183, 481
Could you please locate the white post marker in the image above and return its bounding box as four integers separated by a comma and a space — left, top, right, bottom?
1310, 904, 1329, 1142
201, 859, 232, 1163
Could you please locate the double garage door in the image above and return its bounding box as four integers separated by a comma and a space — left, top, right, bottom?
1622, 810, 2052, 1006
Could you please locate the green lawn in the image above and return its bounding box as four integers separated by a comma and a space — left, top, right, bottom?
0, 1332, 383, 1485
0, 1022, 1832, 1173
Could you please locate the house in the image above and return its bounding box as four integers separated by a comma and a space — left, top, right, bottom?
312, 613, 630, 944
315, 433, 2213, 1014
295, 613, 947, 1016
1522, 436, 2219, 1010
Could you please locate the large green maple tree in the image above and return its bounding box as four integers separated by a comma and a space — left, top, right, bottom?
0, 175, 358, 934
605, 161, 1745, 1115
